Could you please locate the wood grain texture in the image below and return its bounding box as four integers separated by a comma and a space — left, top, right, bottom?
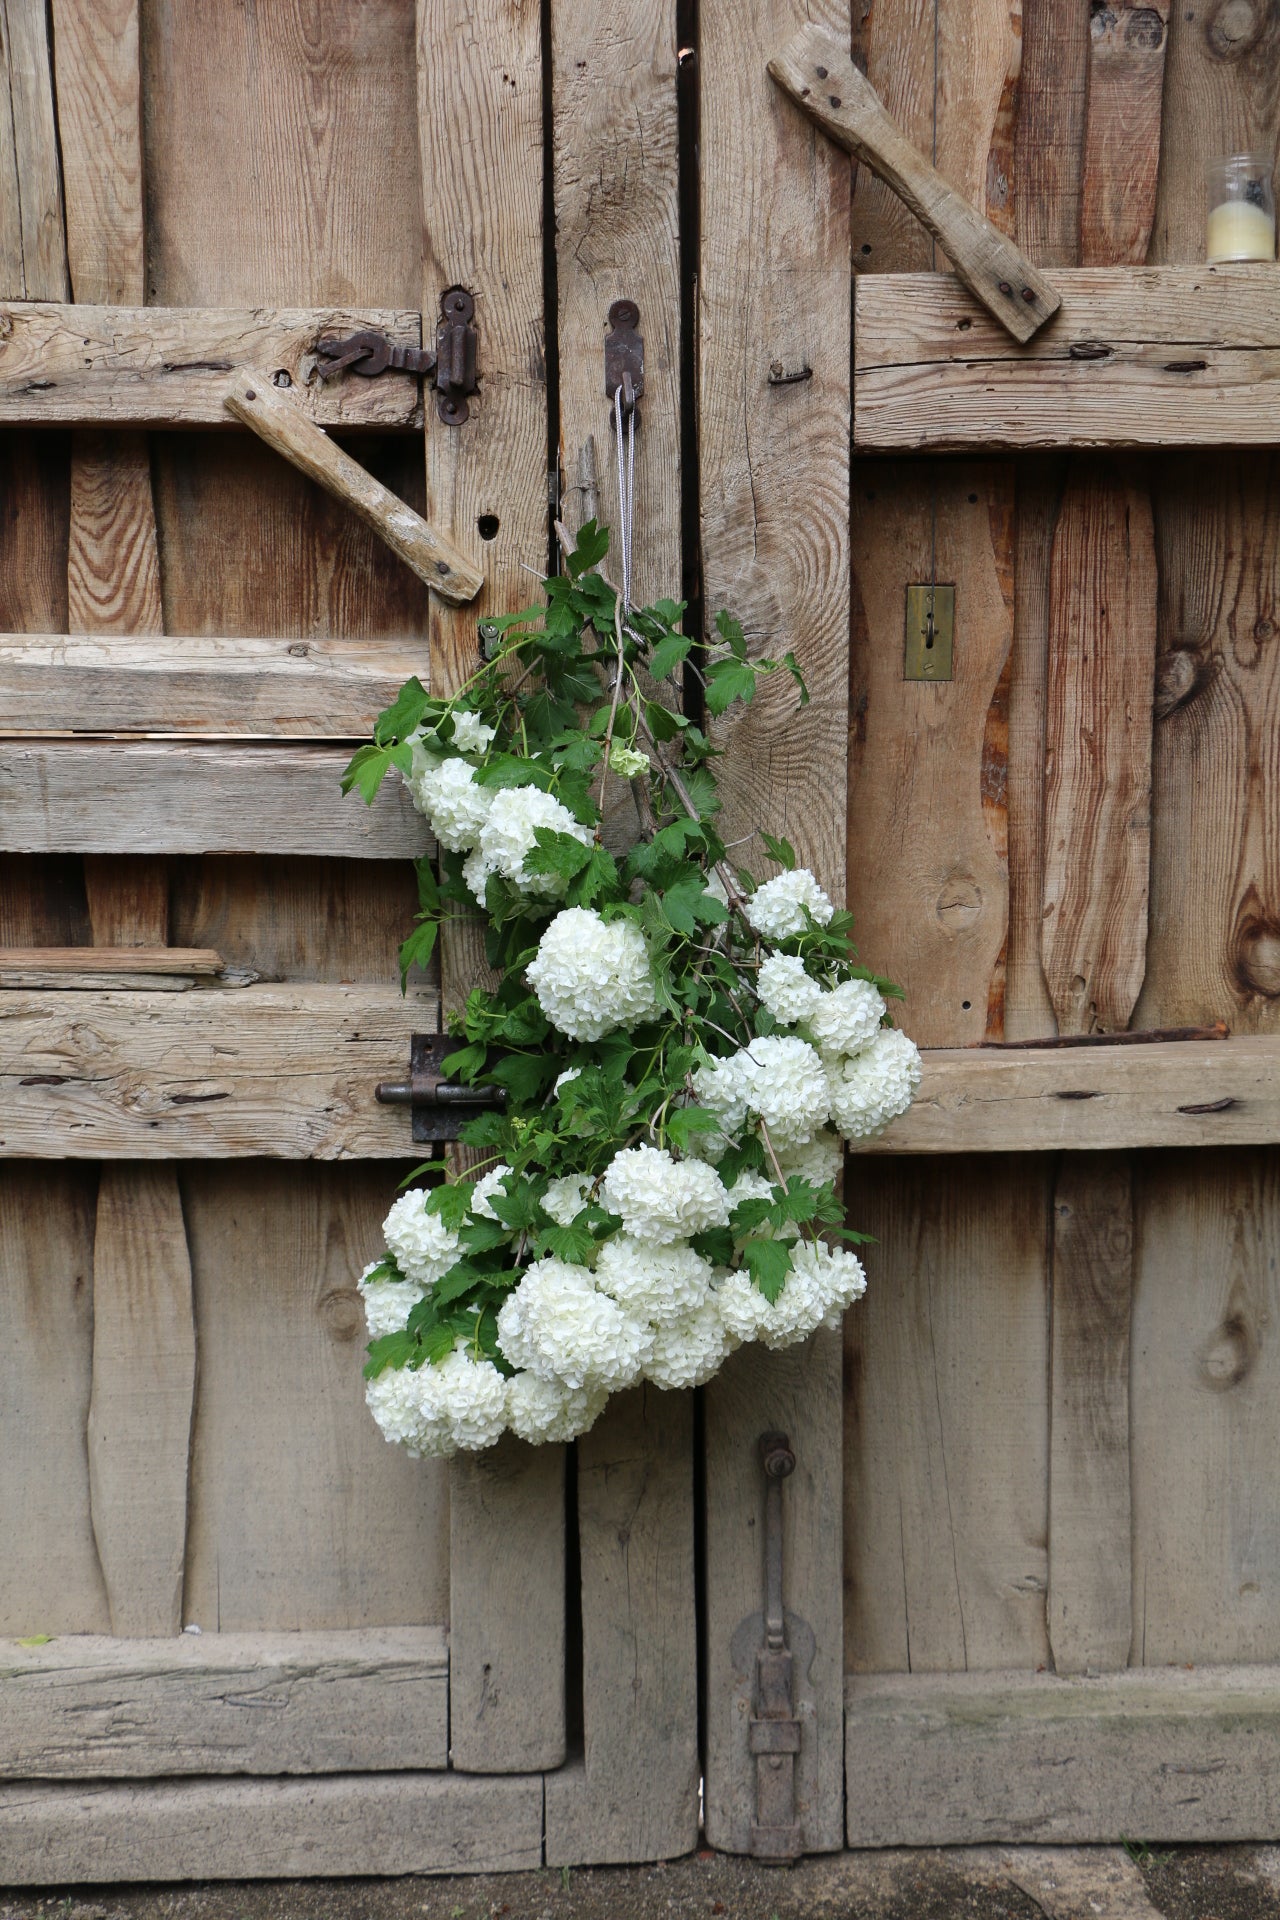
168, 858, 422, 989
1015, 0, 1089, 268
0, 742, 431, 857
0, 0, 68, 299
0, 1627, 447, 1778
846, 1664, 1280, 1845
1132, 1150, 1280, 1665
0, 632, 423, 735
854, 266, 1280, 450
0, 983, 436, 1159
51, 0, 143, 304
844, 1156, 1051, 1674
848, 466, 1013, 1046
1048, 1155, 1134, 1674
703, 1334, 844, 1855
0, 1163, 108, 1635
1079, 1, 1170, 267
1041, 462, 1155, 1033
0, 947, 220, 976
66, 430, 162, 635
545, 1386, 699, 1866
87, 1167, 195, 1637
0, 304, 424, 428
0, 1770, 543, 1882
181, 1164, 449, 1632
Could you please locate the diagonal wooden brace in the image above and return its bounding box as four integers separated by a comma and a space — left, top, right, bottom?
768, 24, 1061, 344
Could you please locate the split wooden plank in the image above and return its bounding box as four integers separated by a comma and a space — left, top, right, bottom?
0, 982, 435, 1159
846, 1664, 1280, 1845
770, 25, 1060, 343
181, 1164, 450, 1633
0, 0, 67, 299
1041, 462, 1156, 1033
0, 632, 423, 735
1079, 1, 1171, 268
417, 0, 566, 1780
0, 1770, 544, 1882
844, 1157, 1051, 1674
0, 946, 222, 976
1014, 0, 1090, 269
224, 373, 481, 605
0, 1627, 448, 1778
854, 265, 1280, 451
545, 1387, 699, 1867
0, 303, 424, 428
0, 742, 430, 857
1047, 1156, 1134, 1674
700, 0, 852, 1857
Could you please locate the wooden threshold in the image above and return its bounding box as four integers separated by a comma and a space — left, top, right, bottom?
854, 264, 1280, 450
0, 303, 423, 428
1, 1628, 448, 1779
847, 1664, 1280, 1844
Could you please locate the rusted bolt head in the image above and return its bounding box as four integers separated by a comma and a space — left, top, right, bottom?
1021, 287, 1037, 304
760, 1431, 796, 1480
997, 281, 1012, 297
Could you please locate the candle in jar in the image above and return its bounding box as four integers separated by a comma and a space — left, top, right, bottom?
1207, 197, 1276, 262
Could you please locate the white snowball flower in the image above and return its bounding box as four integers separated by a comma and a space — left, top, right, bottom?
789, 1238, 868, 1328
527, 908, 658, 1042
826, 1027, 923, 1141
365, 1365, 429, 1451
644, 1297, 738, 1390
704, 868, 729, 909
450, 710, 496, 754
542, 1173, 591, 1226
553, 1066, 581, 1095
740, 1035, 831, 1148
434, 1344, 508, 1452
382, 1190, 462, 1287
608, 741, 650, 778
601, 1145, 731, 1244
745, 868, 835, 942
595, 1235, 716, 1323
463, 787, 592, 904
496, 1259, 652, 1391
717, 1257, 828, 1351
505, 1372, 609, 1445
691, 1052, 752, 1145
405, 727, 442, 781
776, 1130, 844, 1191
809, 978, 886, 1057
359, 1261, 426, 1338
470, 1164, 513, 1222
757, 952, 823, 1024
410, 756, 495, 852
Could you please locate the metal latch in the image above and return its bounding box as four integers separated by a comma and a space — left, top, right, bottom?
316, 287, 479, 425
604, 299, 644, 422
375, 1034, 505, 1142
749, 1432, 804, 1864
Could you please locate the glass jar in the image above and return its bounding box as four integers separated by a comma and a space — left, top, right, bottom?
1206, 153, 1276, 263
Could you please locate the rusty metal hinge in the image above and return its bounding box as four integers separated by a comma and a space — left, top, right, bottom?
316, 287, 479, 424
749, 1432, 804, 1863
375, 1033, 505, 1142
604, 298, 644, 422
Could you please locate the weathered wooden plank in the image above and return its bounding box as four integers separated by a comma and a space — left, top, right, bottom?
1048, 1155, 1134, 1674
0, 1627, 448, 1778
0, 303, 423, 428
181, 1164, 449, 1632
1014, 0, 1089, 269
1041, 462, 1156, 1033
848, 465, 1014, 1046
0, 0, 68, 300
854, 266, 1280, 451
846, 1664, 1280, 1845
0, 983, 435, 1159
545, 1386, 699, 1866
845, 1157, 1051, 1674
700, 0, 851, 1859
0, 1770, 543, 1882
1079, 1, 1170, 268
0, 947, 221, 976
0, 742, 430, 857
51, 0, 142, 304
86, 1167, 196, 1636
0, 632, 423, 735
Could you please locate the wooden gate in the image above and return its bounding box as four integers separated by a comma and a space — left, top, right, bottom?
3, 0, 1280, 1884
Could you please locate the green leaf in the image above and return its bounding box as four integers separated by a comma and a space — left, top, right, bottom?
415, 859, 441, 913
474, 753, 555, 793
715, 608, 748, 658
648, 630, 693, 680
426, 1181, 475, 1230
431, 1263, 486, 1308
567, 517, 610, 576
17, 1633, 52, 1646
743, 1235, 792, 1304
533, 1221, 597, 1264
363, 1330, 417, 1378
523, 827, 593, 884
566, 845, 621, 908
489, 1051, 553, 1105
342, 742, 396, 803
692, 1226, 735, 1266
373, 676, 431, 746
783, 649, 810, 704
761, 832, 796, 871
441, 1042, 487, 1084
398, 917, 438, 990
460, 1218, 516, 1254
487, 1179, 547, 1232
704, 659, 758, 716
665, 1105, 722, 1153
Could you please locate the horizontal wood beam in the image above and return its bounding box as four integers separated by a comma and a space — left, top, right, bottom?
0, 983, 435, 1158
0, 947, 224, 976
0, 1770, 543, 1882
0, 633, 423, 735
847, 1664, 1280, 1844
0, 741, 430, 857
0, 303, 423, 428
0, 1629, 447, 1778
853, 1036, 1280, 1153
854, 265, 1280, 449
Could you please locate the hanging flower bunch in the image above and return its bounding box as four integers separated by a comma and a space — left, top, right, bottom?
344, 521, 921, 1458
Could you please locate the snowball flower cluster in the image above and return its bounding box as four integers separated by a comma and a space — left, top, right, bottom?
365, 1341, 506, 1457
527, 907, 658, 1042
358, 1262, 426, 1338
450, 711, 496, 754
600, 1145, 731, 1243
826, 1026, 923, 1140
382, 1191, 461, 1287
718, 1241, 866, 1350
694, 1035, 830, 1149
411, 756, 494, 852
757, 952, 823, 1023
745, 867, 834, 941
463, 787, 592, 904
809, 978, 885, 1056
496, 1258, 652, 1392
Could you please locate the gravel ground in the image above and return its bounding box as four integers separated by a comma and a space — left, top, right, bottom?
7, 1846, 1280, 1920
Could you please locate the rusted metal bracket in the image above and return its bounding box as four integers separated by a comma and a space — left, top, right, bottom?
749, 1431, 804, 1864
316, 287, 479, 425
604, 299, 644, 423
375, 1033, 505, 1143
